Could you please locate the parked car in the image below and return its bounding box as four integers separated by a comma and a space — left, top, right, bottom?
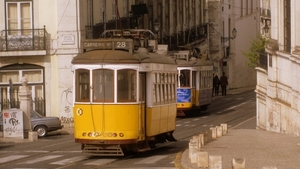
0, 109, 63, 137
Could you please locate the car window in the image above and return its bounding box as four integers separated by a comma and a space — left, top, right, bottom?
30, 110, 42, 118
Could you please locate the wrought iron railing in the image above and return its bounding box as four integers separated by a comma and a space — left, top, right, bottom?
0, 26, 47, 51
0, 97, 45, 116
260, 8, 271, 18
85, 17, 134, 39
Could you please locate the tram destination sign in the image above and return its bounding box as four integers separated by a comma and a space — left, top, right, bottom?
82, 39, 133, 53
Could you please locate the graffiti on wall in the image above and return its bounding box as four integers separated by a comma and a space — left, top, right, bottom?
60, 88, 73, 125
3, 109, 24, 138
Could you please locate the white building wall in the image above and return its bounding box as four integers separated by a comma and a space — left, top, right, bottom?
257, 0, 300, 136
0, 0, 81, 125
222, 0, 259, 89
53, 0, 81, 125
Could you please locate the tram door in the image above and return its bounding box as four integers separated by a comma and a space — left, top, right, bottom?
139, 73, 146, 137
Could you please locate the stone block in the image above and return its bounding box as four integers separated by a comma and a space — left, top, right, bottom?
210, 127, 217, 139
197, 151, 208, 168
204, 130, 213, 144
232, 158, 245, 169
193, 135, 201, 149
189, 138, 199, 160
28, 131, 38, 141
209, 155, 222, 169
262, 167, 277, 169
220, 123, 228, 134
216, 126, 223, 137
198, 133, 204, 146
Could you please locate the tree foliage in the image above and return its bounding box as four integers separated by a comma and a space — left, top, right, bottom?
242, 35, 269, 68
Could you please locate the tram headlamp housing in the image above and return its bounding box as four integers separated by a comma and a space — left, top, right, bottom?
76, 108, 83, 116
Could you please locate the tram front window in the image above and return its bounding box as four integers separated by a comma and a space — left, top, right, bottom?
117, 69, 136, 102
75, 69, 90, 102
179, 69, 190, 87
93, 69, 114, 102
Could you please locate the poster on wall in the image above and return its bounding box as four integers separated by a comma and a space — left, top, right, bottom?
3, 109, 24, 139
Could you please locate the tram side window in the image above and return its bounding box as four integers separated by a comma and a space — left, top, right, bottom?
93, 69, 114, 102
75, 69, 90, 102
172, 73, 176, 102
117, 69, 137, 102
179, 69, 190, 87
192, 71, 196, 87
153, 72, 176, 105
199, 71, 212, 89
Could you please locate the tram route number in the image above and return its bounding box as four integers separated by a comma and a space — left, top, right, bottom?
83, 41, 127, 49
116, 42, 127, 48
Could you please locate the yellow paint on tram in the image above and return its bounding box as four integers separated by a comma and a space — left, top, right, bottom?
73, 104, 143, 140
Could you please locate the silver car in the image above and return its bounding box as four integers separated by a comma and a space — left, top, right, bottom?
0, 110, 64, 137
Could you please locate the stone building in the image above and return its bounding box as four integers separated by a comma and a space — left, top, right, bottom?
256, 0, 300, 136
208, 0, 260, 89
0, 0, 259, 127
0, 0, 79, 126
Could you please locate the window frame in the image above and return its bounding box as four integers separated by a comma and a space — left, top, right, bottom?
92, 69, 114, 103
6, 1, 33, 32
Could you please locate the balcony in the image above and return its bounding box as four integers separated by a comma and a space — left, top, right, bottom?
0, 27, 47, 56
260, 8, 271, 18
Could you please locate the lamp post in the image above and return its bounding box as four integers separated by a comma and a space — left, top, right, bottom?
221, 28, 237, 42
153, 19, 160, 41
221, 28, 237, 59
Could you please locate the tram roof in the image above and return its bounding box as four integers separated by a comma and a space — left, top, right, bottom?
71, 48, 176, 65
176, 58, 213, 67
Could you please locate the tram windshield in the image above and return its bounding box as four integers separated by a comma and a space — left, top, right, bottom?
178, 69, 190, 87
75, 69, 137, 103
93, 69, 114, 102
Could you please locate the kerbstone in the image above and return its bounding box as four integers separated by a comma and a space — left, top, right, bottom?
209, 155, 222, 169
197, 151, 208, 168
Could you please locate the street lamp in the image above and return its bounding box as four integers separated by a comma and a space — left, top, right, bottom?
153, 19, 160, 39
221, 28, 237, 42
219, 28, 237, 62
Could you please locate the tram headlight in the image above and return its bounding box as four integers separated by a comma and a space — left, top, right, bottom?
112, 133, 117, 137
82, 132, 86, 136
76, 108, 83, 116
92, 132, 99, 137
88, 132, 92, 137
119, 133, 124, 137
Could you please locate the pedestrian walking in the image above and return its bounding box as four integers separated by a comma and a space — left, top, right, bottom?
220, 72, 228, 96
212, 74, 214, 96
213, 75, 220, 96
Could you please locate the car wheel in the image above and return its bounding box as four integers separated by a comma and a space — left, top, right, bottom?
35, 126, 47, 137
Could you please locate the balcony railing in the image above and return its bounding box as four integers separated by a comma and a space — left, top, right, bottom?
260, 8, 271, 18
0, 26, 47, 52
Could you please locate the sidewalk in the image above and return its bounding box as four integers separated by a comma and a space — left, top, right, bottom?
180, 86, 300, 169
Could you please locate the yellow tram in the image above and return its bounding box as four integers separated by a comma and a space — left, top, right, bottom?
173, 51, 213, 116
71, 29, 177, 156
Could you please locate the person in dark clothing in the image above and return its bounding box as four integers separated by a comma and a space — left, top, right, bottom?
220, 72, 228, 96
213, 75, 220, 96
212, 74, 214, 96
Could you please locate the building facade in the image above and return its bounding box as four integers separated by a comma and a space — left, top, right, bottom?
256, 0, 300, 136
0, 0, 80, 126
0, 0, 260, 127
209, 0, 260, 89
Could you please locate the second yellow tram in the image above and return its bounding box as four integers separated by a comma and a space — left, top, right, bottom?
173, 51, 213, 116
